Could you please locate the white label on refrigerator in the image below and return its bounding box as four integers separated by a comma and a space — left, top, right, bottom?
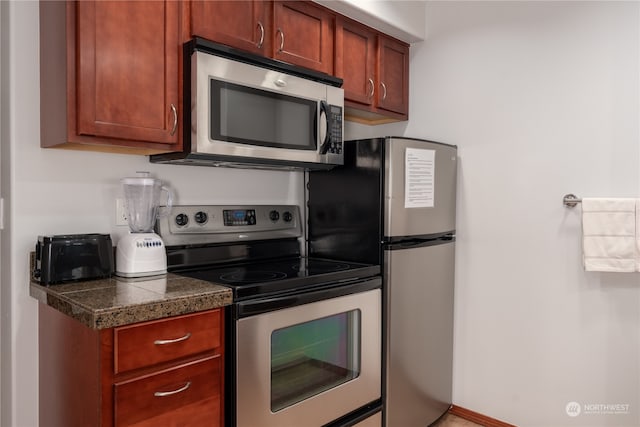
405, 148, 435, 208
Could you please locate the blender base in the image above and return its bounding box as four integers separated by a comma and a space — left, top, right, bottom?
115, 232, 167, 278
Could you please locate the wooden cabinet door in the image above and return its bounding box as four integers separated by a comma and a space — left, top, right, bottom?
114, 310, 221, 374
114, 357, 221, 427
376, 35, 409, 116
337, 19, 376, 107
76, 1, 179, 145
273, 1, 335, 74
191, 1, 270, 56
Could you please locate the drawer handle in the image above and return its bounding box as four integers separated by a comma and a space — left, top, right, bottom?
154, 332, 191, 346
154, 381, 191, 397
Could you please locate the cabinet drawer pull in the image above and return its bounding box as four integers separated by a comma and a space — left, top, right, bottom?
169, 103, 178, 136
257, 21, 265, 49
154, 381, 191, 397
367, 78, 375, 98
380, 82, 387, 101
154, 332, 191, 346
277, 28, 285, 52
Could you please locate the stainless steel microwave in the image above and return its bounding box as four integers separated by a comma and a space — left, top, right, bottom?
151, 39, 344, 170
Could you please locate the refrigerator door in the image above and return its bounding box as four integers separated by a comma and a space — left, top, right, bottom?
383, 239, 454, 427
384, 137, 457, 239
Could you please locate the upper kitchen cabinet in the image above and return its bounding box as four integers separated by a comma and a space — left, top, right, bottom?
337, 19, 409, 124
40, 1, 184, 155
191, 1, 271, 56
190, 0, 335, 75
335, 18, 376, 108
376, 35, 409, 118
272, 1, 335, 75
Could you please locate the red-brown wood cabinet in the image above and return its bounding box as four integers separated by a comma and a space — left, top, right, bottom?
191, 0, 335, 75
336, 18, 409, 123
40, 0, 187, 154
38, 304, 224, 427
191, 1, 272, 56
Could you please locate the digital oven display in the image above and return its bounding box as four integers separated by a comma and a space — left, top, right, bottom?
223, 209, 256, 226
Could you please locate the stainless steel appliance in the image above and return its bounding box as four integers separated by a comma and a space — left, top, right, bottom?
151, 39, 344, 170
157, 205, 382, 427
308, 136, 457, 427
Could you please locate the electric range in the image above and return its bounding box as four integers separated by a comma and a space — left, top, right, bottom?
156, 204, 383, 427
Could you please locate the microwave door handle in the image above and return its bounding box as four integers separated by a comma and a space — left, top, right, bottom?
319, 101, 331, 154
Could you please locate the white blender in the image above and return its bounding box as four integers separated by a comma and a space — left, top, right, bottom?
116, 172, 173, 278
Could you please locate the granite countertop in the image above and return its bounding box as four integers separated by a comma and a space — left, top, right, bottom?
30, 273, 233, 330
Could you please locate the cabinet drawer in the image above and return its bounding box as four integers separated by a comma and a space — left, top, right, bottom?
114, 310, 221, 374
114, 356, 221, 427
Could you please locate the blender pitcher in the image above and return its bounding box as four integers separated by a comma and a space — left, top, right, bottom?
116, 172, 173, 278
122, 172, 173, 232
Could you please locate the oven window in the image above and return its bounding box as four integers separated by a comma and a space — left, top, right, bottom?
270, 310, 361, 412
211, 79, 317, 150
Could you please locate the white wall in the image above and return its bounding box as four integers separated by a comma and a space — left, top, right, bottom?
2, 2, 303, 426
406, 2, 640, 426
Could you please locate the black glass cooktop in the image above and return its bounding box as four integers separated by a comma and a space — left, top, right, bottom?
176, 257, 380, 301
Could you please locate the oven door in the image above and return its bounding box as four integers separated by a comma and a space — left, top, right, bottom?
236, 284, 381, 427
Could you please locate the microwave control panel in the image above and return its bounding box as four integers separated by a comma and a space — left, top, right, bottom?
327, 105, 343, 154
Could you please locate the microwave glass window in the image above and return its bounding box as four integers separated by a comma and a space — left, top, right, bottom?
270, 310, 361, 412
211, 80, 316, 150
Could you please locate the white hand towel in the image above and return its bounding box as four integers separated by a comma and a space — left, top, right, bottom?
581, 198, 636, 272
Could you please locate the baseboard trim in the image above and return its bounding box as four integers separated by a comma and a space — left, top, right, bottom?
449, 405, 517, 427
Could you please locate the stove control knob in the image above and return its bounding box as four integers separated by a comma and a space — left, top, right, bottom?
194, 211, 208, 224
175, 213, 189, 227
269, 210, 280, 222
282, 211, 293, 222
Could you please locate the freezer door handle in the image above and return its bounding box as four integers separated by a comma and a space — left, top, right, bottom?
386, 235, 455, 251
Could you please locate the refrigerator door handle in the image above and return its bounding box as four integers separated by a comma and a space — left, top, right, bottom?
386, 236, 456, 250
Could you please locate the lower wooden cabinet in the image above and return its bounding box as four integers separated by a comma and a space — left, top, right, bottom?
114, 357, 221, 427
38, 304, 224, 427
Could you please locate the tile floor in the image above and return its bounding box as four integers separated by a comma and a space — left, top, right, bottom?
431, 413, 484, 427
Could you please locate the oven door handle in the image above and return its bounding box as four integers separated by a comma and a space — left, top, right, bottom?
236, 276, 381, 318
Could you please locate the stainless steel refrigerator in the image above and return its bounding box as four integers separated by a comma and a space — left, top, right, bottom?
308, 136, 457, 427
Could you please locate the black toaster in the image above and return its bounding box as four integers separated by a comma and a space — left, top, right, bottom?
33, 234, 114, 285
